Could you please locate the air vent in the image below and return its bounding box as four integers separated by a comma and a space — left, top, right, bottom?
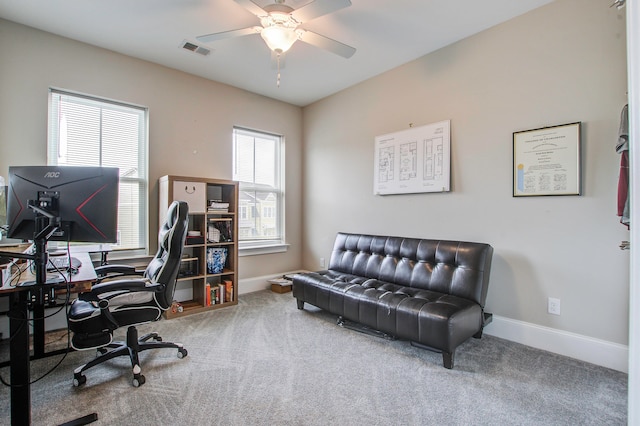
180, 40, 211, 56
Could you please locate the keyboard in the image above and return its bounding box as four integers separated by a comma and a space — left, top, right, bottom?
47, 256, 82, 271
19, 276, 65, 287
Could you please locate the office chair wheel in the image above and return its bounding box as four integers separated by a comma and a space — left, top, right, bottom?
132, 374, 146, 387
97, 347, 108, 355
177, 348, 188, 359
73, 374, 87, 387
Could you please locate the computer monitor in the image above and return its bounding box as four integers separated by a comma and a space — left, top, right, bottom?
6, 166, 119, 243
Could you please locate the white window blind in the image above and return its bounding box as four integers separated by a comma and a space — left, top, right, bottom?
233, 127, 284, 249
48, 89, 148, 251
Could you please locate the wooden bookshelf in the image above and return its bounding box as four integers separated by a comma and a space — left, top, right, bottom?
159, 175, 239, 318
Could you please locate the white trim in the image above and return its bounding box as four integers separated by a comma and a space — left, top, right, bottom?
239, 243, 289, 256
484, 315, 628, 373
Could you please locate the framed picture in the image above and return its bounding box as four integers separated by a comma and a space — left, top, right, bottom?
513, 122, 581, 197
373, 120, 451, 195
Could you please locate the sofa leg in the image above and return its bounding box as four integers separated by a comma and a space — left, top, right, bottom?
443, 351, 454, 369
296, 299, 305, 310
473, 329, 483, 339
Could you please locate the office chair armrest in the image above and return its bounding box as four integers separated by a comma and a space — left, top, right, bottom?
79, 279, 164, 302
93, 279, 163, 294
94, 264, 145, 283
94, 264, 144, 276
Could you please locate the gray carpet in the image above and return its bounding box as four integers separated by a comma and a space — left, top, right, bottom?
0, 290, 628, 425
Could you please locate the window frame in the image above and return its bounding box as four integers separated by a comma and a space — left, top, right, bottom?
47, 88, 149, 256
232, 126, 287, 255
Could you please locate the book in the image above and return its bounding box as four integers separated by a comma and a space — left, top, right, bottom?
218, 283, 225, 304
209, 202, 229, 209
205, 283, 211, 306
207, 201, 229, 214
224, 280, 233, 302
210, 285, 218, 305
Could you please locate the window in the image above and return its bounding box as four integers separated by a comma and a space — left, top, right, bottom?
233, 127, 285, 251
48, 89, 148, 252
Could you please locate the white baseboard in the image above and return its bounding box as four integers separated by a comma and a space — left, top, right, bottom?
237, 275, 629, 373
484, 315, 629, 373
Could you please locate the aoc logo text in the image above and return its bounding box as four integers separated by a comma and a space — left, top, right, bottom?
43, 172, 60, 178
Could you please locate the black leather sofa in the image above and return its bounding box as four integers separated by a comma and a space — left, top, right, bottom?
293, 232, 494, 369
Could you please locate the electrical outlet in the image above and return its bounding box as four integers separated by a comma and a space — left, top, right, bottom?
548, 297, 561, 315
320, 257, 325, 268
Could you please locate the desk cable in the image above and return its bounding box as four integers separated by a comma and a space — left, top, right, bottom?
3, 258, 29, 288
0, 246, 75, 388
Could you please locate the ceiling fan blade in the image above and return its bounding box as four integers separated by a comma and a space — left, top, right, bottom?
298, 30, 355, 58
233, 0, 267, 17
291, 0, 351, 23
197, 26, 262, 44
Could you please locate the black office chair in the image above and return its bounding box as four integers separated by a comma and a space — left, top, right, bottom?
68, 201, 189, 387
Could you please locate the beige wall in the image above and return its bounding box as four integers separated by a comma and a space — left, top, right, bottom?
0, 18, 303, 281
302, 0, 630, 344
0, 0, 631, 348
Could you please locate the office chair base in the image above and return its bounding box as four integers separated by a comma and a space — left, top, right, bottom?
59, 412, 98, 426
73, 325, 188, 387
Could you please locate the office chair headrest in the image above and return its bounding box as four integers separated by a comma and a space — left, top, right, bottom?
145, 200, 189, 288
159, 201, 189, 252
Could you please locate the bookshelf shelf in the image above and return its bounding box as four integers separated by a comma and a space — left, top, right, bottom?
159, 175, 239, 319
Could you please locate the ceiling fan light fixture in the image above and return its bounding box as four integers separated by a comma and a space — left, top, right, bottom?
260, 24, 298, 54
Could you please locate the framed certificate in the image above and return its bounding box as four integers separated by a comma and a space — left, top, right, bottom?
513, 122, 581, 197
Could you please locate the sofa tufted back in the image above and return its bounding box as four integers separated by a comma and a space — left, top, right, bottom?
328, 232, 494, 307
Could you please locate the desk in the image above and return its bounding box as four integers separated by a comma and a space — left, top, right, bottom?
47, 243, 112, 266
0, 251, 97, 426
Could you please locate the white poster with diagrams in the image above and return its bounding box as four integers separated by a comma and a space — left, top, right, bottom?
374, 120, 451, 195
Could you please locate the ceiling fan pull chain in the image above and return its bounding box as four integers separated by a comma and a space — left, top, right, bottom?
277, 53, 281, 88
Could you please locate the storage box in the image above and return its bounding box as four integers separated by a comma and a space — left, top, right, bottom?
270, 283, 292, 293
173, 181, 206, 213
178, 257, 199, 279
185, 236, 204, 246
269, 278, 292, 293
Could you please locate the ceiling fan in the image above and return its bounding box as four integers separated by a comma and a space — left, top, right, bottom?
196, 0, 356, 85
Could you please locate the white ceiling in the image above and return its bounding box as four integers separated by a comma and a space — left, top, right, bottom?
0, 0, 553, 107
